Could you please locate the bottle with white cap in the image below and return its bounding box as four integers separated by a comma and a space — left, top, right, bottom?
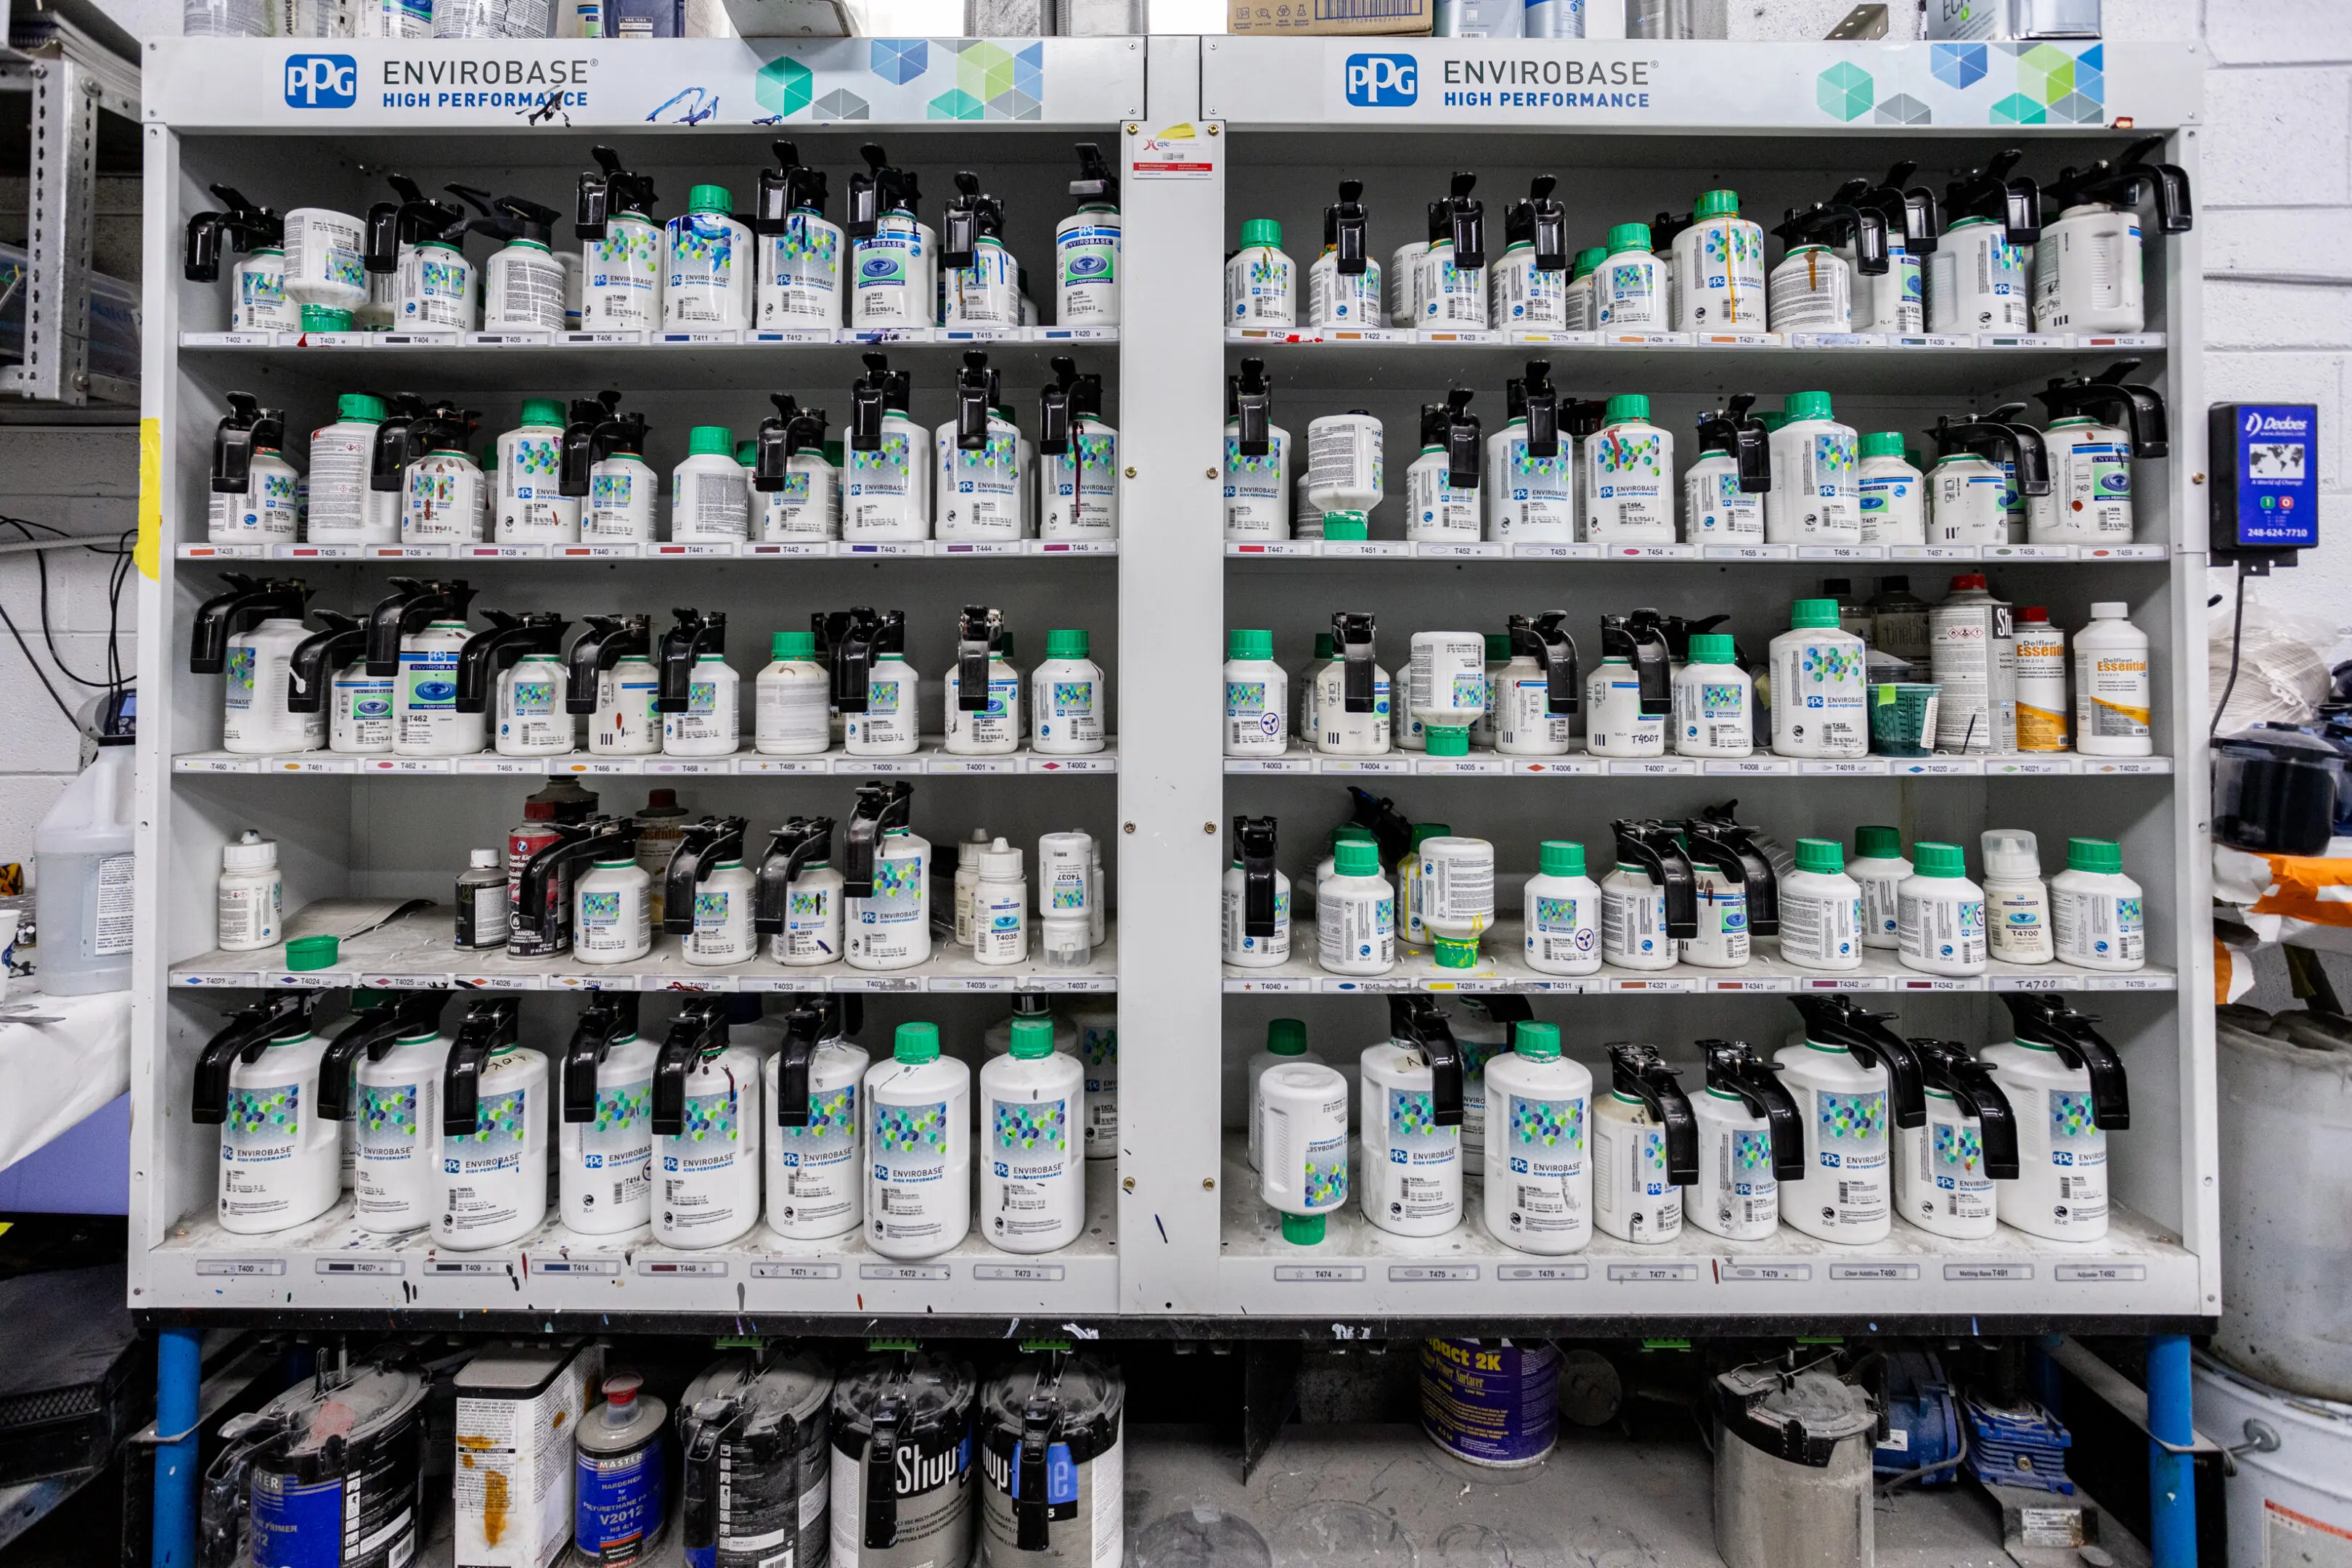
971, 838, 1027, 966
1982, 829, 2054, 964
2074, 603, 2152, 757
217, 830, 284, 952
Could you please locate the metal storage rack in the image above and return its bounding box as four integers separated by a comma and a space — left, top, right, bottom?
133, 34, 2216, 1343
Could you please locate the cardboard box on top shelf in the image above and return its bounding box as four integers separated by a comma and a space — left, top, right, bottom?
1225, 0, 1432, 36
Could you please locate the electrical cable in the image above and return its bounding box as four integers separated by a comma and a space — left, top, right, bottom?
0, 516, 135, 712
2210, 563, 2250, 740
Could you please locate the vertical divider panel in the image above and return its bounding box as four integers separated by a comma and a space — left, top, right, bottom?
1116, 113, 1228, 1315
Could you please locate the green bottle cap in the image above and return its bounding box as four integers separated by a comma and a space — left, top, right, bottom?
1314, 632, 1336, 659
1432, 931, 1479, 968
1757, 412, 1789, 433
736, 440, 757, 467
1861, 431, 1907, 460
893, 1021, 941, 1064
1282, 1211, 1327, 1244
1228, 628, 1274, 661
1906, 449, 1926, 472
1322, 516, 1368, 541
519, 398, 565, 427
1855, 825, 1903, 861
1410, 824, 1453, 852
2066, 837, 2123, 874
1688, 634, 1736, 664
1571, 246, 1608, 279
338, 393, 388, 423
689, 425, 734, 457
772, 631, 815, 659
1794, 838, 1845, 875
1331, 825, 1375, 847
689, 184, 733, 215
299, 304, 352, 331
285, 934, 339, 971
1784, 390, 1834, 424
1539, 840, 1586, 878
1046, 629, 1090, 660
1604, 393, 1651, 425
1912, 841, 1967, 878
1605, 221, 1652, 254
1426, 725, 1470, 757
1333, 840, 1380, 877
1320, 509, 1368, 531
1009, 1016, 1056, 1059
1268, 1018, 1307, 1055
1485, 633, 1512, 659
1694, 189, 1741, 220
1514, 1021, 1562, 1060
1790, 597, 1841, 629
1240, 218, 1283, 250
481, 445, 497, 471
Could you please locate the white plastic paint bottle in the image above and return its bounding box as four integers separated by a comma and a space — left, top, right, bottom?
1223, 814, 1291, 970
1483, 1021, 1592, 1255
971, 838, 1026, 966
402, 428, 487, 544
1672, 634, 1752, 758
309, 395, 400, 544
1855, 432, 1925, 547
1360, 1005, 1463, 1238
1929, 440, 2012, 547
1768, 597, 1867, 758
663, 654, 740, 759
1601, 822, 1693, 972
844, 358, 929, 542
1259, 1061, 1350, 1244
1405, 393, 1482, 543
1592, 1045, 1694, 1245
2035, 187, 2148, 335
1586, 613, 1672, 758
559, 1004, 658, 1235
755, 632, 831, 756
1222, 359, 1291, 541
1032, 629, 1104, 755
1485, 367, 1575, 542
764, 819, 845, 968
578, 150, 662, 331
1593, 222, 1663, 330
1319, 838, 1395, 976
394, 227, 478, 332
393, 618, 483, 757
1681, 436, 1763, 544
945, 611, 1021, 758
865, 1021, 972, 1259
1896, 1042, 2012, 1241
1304, 412, 1383, 534
764, 1006, 869, 1241
1776, 838, 1863, 972
2051, 837, 2144, 971
1418, 836, 1496, 969
652, 1021, 763, 1249
662, 184, 751, 334
1673, 189, 1767, 332
751, 144, 841, 331
493, 399, 576, 543
201, 1008, 341, 1236
1930, 213, 2028, 334
844, 783, 929, 971
575, 850, 653, 964
1307, 179, 1381, 330
1523, 839, 1601, 976
1225, 218, 1295, 327
2073, 603, 2152, 757
936, 359, 1024, 542
1416, 174, 1488, 328
685, 853, 758, 968
224, 615, 324, 756
1246, 1018, 1322, 1172
1764, 391, 1860, 545
1774, 1003, 1903, 1245
1685, 1042, 1800, 1242
1312, 614, 1392, 755
208, 401, 303, 545
2039, 415, 2135, 544
1848, 826, 1911, 952
1582, 395, 1674, 543
1495, 613, 1576, 756
217, 830, 283, 950
1409, 631, 1488, 760
1897, 841, 1986, 977
1488, 175, 1569, 327
1766, 241, 1853, 332
1057, 143, 1121, 327
1984, 997, 2125, 1242
978, 1016, 1084, 1254
1980, 828, 2054, 964
436, 1029, 550, 1251
671, 425, 749, 542
1225, 629, 1289, 756
345, 1019, 447, 1235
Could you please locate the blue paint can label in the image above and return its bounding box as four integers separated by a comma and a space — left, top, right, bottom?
578, 1435, 666, 1564
1418, 1338, 1562, 1468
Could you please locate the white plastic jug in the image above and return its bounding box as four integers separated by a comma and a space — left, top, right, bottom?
36, 740, 135, 994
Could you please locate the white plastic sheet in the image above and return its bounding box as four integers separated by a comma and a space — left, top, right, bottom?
0, 989, 131, 1172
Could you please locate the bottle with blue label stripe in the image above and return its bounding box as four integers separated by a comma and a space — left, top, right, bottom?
1057, 144, 1121, 327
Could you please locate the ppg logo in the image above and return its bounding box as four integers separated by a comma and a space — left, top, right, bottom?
285, 54, 357, 108
1344, 53, 1417, 107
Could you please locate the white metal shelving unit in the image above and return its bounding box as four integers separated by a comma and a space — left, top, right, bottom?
134, 33, 2215, 1339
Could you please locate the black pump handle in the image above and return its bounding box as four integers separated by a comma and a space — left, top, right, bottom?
754, 816, 836, 936
318, 992, 447, 1121
1612, 820, 1698, 940
1914, 1039, 2021, 1180
1334, 612, 1377, 716
562, 993, 641, 1124
1016, 1393, 1058, 1551
1606, 1045, 1698, 1185
440, 998, 520, 1136
864, 1396, 905, 1550
1236, 815, 1280, 939
663, 817, 748, 937
775, 1005, 825, 1128
650, 999, 730, 1135
1699, 1040, 1805, 1182
191, 996, 313, 1124
1394, 997, 1464, 1128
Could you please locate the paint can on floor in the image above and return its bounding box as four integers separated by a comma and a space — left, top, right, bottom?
2193, 1352, 2352, 1567
1418, 1338, 1561, 1468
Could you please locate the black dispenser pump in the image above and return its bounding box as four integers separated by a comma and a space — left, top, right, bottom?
576, 145, 659, 240
511, 818, 635, 957
1976, 404, 2054, 497
565, 614, 653, 716
183, 184, 281, 282
1610, 820, 1699, 940
317, 992, 449, 1122
1234, 815, 1281, 942
2003, 994, 2131, 1130
1038, 356, 1106, 505
1913, 1039, 2022, 1180
663, 817, 750, 937
847, 143, 918, 242
192, 996, 314, 1124
1790, 995, 1928, 1128
558, 393, 623, 498
440, 997, 522, 1136
1331, 612, 1379, 715
1598, 608, 1673, 716
1944, 149, 2043, 245
849, 354, 912, 452
773, 1004, 825, 1129
454, 611, 569, 714
1773, 200, 1889, 274
1699, 1040, 1805, 1181
211, 393, 284, 494
942, 171, 1004, 270
957, 605, 1004, 712
1231, 358, 1273, 458
1069, 142, 1118, 208
1696, 393, 1774, 494
754, 394, 829, 492
368, 393, 430, 497
189, 574, 311, 674
1420, 389, 1481, 489
831, 608, 905, 716
1506, 611, 1579, 716
1389, 995, 1465, 1129
657, 609, 727, 713
1506, 175, 1568, 271
1925, 412, 2050, 501
1513, 360, 1561, 458
286, 611, 366, 714
651, 997, 735, 1135
1683, 816, 1781, 938
1346, 785, 1415, 867
953, 351, 995, 450
843, 781, 915, 900
1435, 171, 1484, 271
1606, 1045, 1699, 1185
2035, 358, 2171, 460
1324, 179, 1371, 275
363, 173, 467, 275
1832, 160, 1943, 256
755, 141, 826, 235
447, 183, 561, 253
562, 994, 642, 1124
364, 577, 474, 677
2045, 135, 2192, 236
754, 815, 837, 939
